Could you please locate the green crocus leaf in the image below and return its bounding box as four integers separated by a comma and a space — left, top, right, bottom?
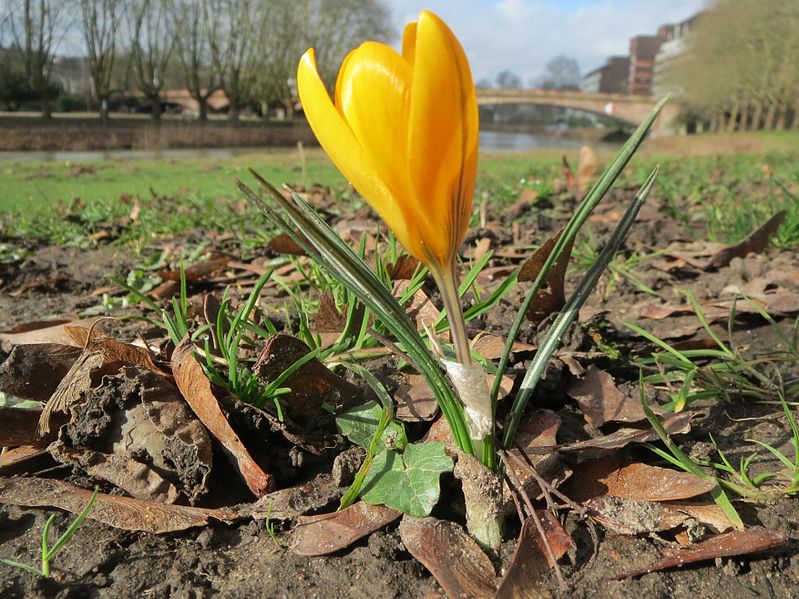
360, 442, 453, 517
336, 400, 407, 451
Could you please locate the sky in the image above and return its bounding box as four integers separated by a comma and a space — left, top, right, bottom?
390, 0, 706, 85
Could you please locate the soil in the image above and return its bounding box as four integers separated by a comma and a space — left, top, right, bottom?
1, 182, 798, 598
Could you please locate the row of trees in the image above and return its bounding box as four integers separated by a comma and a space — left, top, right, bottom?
0, 0, 391, 120
477, 55, 582, 91
673, 0, 799, 131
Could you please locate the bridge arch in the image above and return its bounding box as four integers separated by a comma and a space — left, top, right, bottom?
476, 88, 679, 136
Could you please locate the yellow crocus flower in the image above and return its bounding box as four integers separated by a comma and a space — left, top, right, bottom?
296, 9, 478, 274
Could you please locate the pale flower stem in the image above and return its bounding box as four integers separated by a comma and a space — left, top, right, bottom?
432, 259, 472, 365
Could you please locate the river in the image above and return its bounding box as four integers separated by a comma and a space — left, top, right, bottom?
0, 130, 600, 162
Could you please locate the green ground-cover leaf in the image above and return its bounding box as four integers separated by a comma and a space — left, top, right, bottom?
360, 442, 453, 517
336, 401, 407, 452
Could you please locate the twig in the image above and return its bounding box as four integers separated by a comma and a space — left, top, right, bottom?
513, 442, 587, 518
500, 450, 568, 591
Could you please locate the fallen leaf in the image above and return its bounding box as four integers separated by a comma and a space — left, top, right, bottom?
394, 374, 440, 422
709, 212, 787, 269
576, 145, 597, 194
387, 254, 421, 280
159, 256, 230, 282
508, 188, 539, 219
0, 317, 105, 347
518, 229, 575, 325
495, 514, 571, 599
400, 516, 497, 599
0, 477, 237, 533
543, 411, 697, 454
289, 501, 400, 556
267, 232, 306, 255
254, 334, 363, 419
244, 474, 341, 520
9, 274, 69, 298
38, 330, 164, 434
0, 406, 65, 447
472, 334, 536, 361
52, 366, 213, 504
567, 456, 715, 503
616, 527, 789, 580
472, 237, 492, 261
171, 337, 273, 497
567, 366, 646, 427
0, 446, 50, 474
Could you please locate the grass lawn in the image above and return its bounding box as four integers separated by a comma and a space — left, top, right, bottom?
1, 131, 797, 250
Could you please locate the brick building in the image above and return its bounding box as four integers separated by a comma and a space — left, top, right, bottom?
628, 27, 672, 95
580, 56, 631, 94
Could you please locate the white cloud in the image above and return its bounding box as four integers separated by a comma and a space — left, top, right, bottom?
389, 0, 707, 85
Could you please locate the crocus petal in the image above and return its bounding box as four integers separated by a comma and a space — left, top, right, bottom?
297, 49, 416, 255
335, 42, 414, 212
402, 21, 417, 66
407, 10, 479, 265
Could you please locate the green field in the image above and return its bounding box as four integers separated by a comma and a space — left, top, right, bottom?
1, 133, 798, 251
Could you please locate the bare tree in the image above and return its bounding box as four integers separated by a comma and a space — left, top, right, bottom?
4, 0, 68, 118
174, 0, 220, 120
209, 0, 260, 121
495, 69, 521, 89
536, 55, 581, 90
80, 0, 125, 120
128, 0, 178, 120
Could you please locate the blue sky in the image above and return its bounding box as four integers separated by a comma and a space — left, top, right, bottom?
389, 0, 706, 84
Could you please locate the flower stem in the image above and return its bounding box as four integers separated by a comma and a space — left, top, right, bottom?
432, 259, 472, 366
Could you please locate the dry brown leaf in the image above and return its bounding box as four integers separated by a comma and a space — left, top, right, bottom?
159, 256, 230, 282
38, 330, 163, 434
267, 232, 306, 256
171, 338, 273, 497
254, 334, 363, 419
387, 254, 421, 280
8, 274, 69, 298
546, 411, 697, 454
518, 229, 575, 325
472, 334, 536, 361
394, 374, 440, 422
472, 237, 492, 261
616, 527, 789, 580
576, 145, 597, 194
244, 474, 341, 520
567, 366, 646, 427
0, 477, 237, 533
567, 455, 715, 503
0, 317, 105, 347
399, 515, 497, 599
0, 406, 65, 447
495, 514, 571, 599
0, 446, 49, 474
709, 211, 787, 269
508, 188, 539, 219
289, 501, 400, 556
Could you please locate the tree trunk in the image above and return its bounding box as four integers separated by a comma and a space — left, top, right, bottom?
739, 105, 749, 131
726, 102, 739, 132
228, 100, 240, 122
751, 101, 763, 130
764, 103, 777, 129
198, 97, 208, 121
709, 112, 719, 132
99, 97, 109, 121
775, 104, 787, 130
40, 86, 52, 119
150, 95, 162, 121
791, 97, 799, 130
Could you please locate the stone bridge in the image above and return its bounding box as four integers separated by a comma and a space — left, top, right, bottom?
476, 88, 679, 136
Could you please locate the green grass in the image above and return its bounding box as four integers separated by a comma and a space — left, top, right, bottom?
0, 148, 344, 211
1, 144, 798, 251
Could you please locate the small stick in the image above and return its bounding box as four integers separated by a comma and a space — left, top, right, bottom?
500, 450, 568, 591
513, 442, 587, 518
